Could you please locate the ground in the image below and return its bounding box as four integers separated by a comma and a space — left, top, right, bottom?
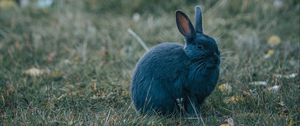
0, 0, 299, 125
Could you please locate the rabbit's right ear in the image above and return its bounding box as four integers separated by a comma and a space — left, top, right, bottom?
195, 6, 203, 33
176, 11, 195, 39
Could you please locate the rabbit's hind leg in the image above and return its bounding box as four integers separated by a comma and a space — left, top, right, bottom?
133, 81, 177, 115
146, 86, 177, 115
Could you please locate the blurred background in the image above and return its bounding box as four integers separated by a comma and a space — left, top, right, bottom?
0, 0, 299, 125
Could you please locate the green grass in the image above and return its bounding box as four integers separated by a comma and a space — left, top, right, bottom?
0, 0, 299, 125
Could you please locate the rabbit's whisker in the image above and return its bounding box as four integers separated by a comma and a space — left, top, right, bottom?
195, 62, 206, 72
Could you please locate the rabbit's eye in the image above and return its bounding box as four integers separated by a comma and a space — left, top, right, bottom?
197, 45, 204, 50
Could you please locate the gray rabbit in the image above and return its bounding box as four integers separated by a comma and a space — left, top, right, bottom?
131, 6, 220, 115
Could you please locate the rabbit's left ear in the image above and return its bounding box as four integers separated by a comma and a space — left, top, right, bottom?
176, 11, 195, 39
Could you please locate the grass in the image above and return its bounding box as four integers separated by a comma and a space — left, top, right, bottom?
0, 0, 299, 125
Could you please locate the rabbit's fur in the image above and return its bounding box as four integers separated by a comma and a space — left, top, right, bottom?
131, 6, 220, 115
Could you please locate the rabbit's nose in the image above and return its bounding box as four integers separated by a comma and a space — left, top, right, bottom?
213, 52, 218, 57
211, 54, 220, 65
212, 57, 218, 64
215, 58, 220, 64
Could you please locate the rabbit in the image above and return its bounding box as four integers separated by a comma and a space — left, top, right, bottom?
131, 6, 220, 115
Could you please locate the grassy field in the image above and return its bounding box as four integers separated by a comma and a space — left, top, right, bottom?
0, 0, 299, 125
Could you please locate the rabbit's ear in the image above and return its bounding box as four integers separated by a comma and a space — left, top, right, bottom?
195, 6, 203, 33
176, 11, 195, 39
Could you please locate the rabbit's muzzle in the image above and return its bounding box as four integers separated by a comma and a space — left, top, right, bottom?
206, 53, 220, 68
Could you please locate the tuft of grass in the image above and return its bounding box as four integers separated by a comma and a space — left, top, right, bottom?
0, 0, 299, 125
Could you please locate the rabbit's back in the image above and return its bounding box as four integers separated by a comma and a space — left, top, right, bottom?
131, 42, 190, 114
134, 43, 189, 79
